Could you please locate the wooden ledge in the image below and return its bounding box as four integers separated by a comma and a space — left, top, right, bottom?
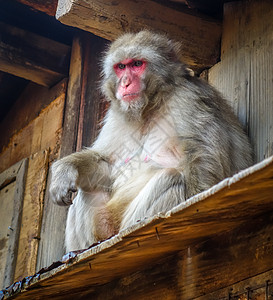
2, 156, 273, 299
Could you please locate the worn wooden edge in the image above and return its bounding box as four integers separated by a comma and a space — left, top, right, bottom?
0, 21, 71, 87
55, 0, 222, 71
2, 159, 29, 289
0, 160, 23, 189
2, 155, 273, 298
196, 268, 273, 300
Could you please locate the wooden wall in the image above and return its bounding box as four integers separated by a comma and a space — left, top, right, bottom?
208, 0, 273, 163
36, 32, 108, 270
0, 80, 66, 287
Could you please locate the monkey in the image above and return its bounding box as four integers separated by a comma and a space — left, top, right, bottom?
50, 30, 253, 252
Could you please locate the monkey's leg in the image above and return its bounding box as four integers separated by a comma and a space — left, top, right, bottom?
65, 190, 110, 251
120, 168, 186, 230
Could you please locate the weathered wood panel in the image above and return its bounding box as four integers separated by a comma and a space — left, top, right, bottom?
2, 156, 273, 299
55, 0, 222, 72
36, 34, 83, 271
0, 93, 65, 173
36, 35, 84, 270
36, 32, 108, 270
85, 214, 273, 299
0, 182, 16, 289
14, 150, 49, 282
196, 269, 273, 300
77, 33, 108, 149
208, 0, 273, 162
0, 79, 67, 153
15, 0, 58, 16
0, 159, 28, 290
0, 22, 70, 87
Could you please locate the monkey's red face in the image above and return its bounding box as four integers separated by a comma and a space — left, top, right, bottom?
114, 59, 146, 102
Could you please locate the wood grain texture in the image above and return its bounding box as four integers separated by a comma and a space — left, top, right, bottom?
0, 79, 67, 153
78, 33, 108, 149
196, 268, 273, 300
0, 22, 70, 87
36, 33, 108, 270
14, 150, 49, 283
0, 159, 28, 290
0, 182, 16, 290
37, 35, 85, 270
15, 0, 58, 16
0, 93, 65, 173
3, 155, 273, 299
85, 214, 273, 299
208, 0, 273, 162
55, 0, 222, 72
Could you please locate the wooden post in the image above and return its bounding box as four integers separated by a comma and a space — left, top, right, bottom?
37, 32, 108, 269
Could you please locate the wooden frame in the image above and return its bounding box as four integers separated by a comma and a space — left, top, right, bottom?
0, 159, 28, 289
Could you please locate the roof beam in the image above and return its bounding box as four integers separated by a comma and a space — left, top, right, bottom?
56, 0, 222, 72
0, 22, 70, 87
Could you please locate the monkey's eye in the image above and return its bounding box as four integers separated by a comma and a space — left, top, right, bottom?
134, 60, 143, 67
118, 63, 126, 69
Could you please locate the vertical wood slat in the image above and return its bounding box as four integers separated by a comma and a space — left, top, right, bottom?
208, 0, 273, 162
14, 150, 49, 282
0, 159, 28, 288
80, 34, 108, 149
37, 32, 108, 269
36, 35, 84, 269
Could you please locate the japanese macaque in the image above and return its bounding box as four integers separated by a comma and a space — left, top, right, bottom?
50, 31, 253, 252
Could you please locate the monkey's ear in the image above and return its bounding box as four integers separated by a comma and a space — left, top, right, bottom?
185, 67, 195, 77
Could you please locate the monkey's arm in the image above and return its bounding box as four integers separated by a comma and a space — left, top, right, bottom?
50, 150, 111, 206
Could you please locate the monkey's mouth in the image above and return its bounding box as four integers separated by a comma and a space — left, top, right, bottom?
122, 93, 141, 102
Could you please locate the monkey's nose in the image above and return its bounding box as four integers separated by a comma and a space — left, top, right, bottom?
121, 75, 132, 88
121, 80, 130, 88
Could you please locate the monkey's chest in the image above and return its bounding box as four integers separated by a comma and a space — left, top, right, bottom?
112, 120, 182, 187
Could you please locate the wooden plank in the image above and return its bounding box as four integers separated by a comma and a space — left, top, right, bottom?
37, 32, 107, 270
0, 79, 67, 153
0, 159, 28, 290
78, 215, 273, 299
77, 33, 108, 149
0, 181, 16, 290
36, 34, 85, 270
196, 269, 273, 299
14, 150, 49, 282
55, 0, 222, 72
208, 0, 273, 162
2, 155, 273, 299
0, 22, 70, 87
15, 0, 58, 16
0, 92, 65, 173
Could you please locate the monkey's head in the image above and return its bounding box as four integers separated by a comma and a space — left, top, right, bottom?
101, 30, 189, 121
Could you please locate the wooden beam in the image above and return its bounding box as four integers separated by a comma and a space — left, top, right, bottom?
55, 0, 222, 72
15, 0, 58, 16
0, 22, 70, 87
2, 155, 273, 299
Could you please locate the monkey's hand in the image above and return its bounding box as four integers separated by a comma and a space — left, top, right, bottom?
50, 159, 79, 206
50, 150, 111, 206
